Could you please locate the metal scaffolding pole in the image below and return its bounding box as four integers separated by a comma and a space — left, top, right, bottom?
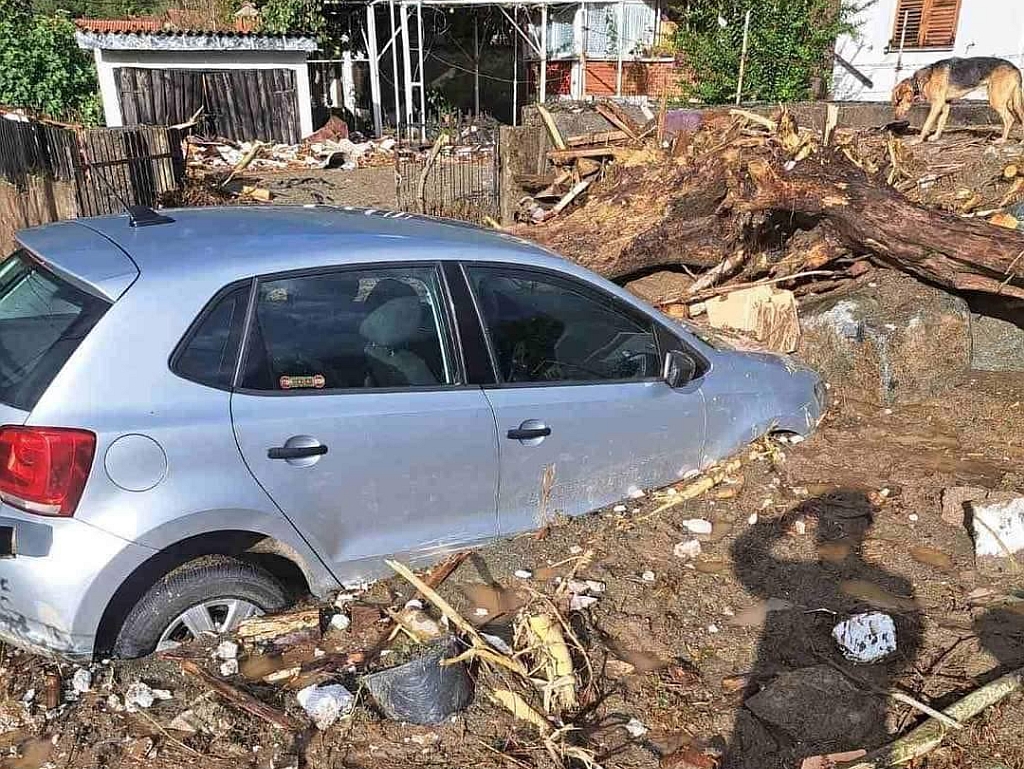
473, 13, 480, 115
615, 0, 624, 96
415, 0, 426, 139
389, 0, 402, 128
539, 4, 547, 103
365, 4, 383, 136
511, 12, 518, 125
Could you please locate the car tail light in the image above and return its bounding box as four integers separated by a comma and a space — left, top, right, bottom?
0, 427, 96, 517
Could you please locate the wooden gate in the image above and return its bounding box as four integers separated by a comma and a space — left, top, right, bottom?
116, 67, 301, 144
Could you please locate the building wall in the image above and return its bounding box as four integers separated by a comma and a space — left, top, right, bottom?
93, 48, 313, 137
833, 0, 1024, 101
528, 58, 683, 99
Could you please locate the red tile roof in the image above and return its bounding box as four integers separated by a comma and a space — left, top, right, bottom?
75, 18, 165, 33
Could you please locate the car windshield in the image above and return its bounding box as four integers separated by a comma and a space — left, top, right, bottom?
0, 251, 110, 410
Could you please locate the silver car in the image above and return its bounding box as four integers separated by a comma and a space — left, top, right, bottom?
0, 206, 823, 660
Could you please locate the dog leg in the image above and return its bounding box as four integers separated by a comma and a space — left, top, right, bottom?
915, 101, 944, 144
930, 103, 952, 141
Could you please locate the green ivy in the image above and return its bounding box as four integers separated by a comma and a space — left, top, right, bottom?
259, 0, 324, 39
0, 0, 101, 122
673, 0, 865, 104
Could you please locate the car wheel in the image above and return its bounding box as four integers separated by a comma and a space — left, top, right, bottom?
114, 555, 290, 658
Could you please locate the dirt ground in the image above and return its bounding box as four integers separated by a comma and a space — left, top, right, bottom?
1, 369, 1023, 769
250, 167, 398, 208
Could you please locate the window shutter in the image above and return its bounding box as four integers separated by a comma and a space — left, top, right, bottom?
891, 0, 924, 48
920, 0, 962, 47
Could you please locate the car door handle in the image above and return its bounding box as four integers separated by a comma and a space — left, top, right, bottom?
267, 444, 329, 460
507, 426, 551, 440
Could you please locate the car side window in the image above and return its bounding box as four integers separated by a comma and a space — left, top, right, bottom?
240, 266, 456, 392
466, 265, 660, 384
172, 283, 250, 390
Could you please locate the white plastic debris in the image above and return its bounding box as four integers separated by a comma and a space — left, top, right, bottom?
613, 505, 627, 513
748, 513, 759, 525
334, 593, 357, 606
908, 514, 919, 523
682, 518, 713, 535
793, 519, 807, 535
215, 640, 238, 661
21, 689, 34, 705
666, 487, 678, 496
404, 599, 424, 610
628, 489, 646, 499
330, 613, 351, 632
673, 539, 702, 560
513, 569, 533, 579
474, 607, 490, 617
707, 624, 720, 634
569, 545, 583, 554
641, 570, 656, 582
106, 694, 124, 712
832, 612, 897, 663
570, 594, 599, 611
296, 683, 354, 730
971, 496, 1024, 557
71, 669, 92, 694
624, 717, 648, 738
219, 659, 239, 677
124, 682, 172, 712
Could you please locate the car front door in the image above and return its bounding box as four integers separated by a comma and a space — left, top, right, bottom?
230, 263, 499, 578
461, 264, 707, 536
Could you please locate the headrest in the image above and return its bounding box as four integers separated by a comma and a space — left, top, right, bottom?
360, 297, 422, 348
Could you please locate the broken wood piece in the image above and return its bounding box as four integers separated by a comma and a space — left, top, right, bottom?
489, 689, 552, 735
547, 179, 592, 218
705, 285, 800, 353
536, 105, 566, 151
241, 185, 271, 202
729, 108, 777, 131
235, 608, 321, 644
637, 460, 743, 522
595, 102, 639, 141
221, 141, 263, 187
689, 249, 748, 294
576, 158, 602, 178
417, 132, 450, 211
565, 129, 629, 147
179, 659, 301, 730
385, 559, 488, 648
838, 666, 1024, 769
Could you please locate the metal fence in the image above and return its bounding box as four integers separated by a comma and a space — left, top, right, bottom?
395, 117, 500, 224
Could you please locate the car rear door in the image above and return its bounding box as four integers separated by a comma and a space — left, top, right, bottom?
460, 263, 706, 536
229, 263, 499, 576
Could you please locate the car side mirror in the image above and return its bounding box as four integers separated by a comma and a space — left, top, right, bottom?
663, 350, 697, 388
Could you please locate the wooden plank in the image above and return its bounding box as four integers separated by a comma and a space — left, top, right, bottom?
240, 70, 262, 141
535, 104, 566, 150
217, 71, 242, 141
547, 146, 634, 163
253, 70, 273, 143
118, 69, 138, 128
565, 129, 629, 147
278, 69, 300, 144
179, 660, 302, 730
594, 102, 639, 140
152, 69, 166, 125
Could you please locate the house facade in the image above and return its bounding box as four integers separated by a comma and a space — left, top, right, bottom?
525, 0, 683, 100
833, 0, 1024, 101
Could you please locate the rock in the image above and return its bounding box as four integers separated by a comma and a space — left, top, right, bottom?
942, 486, 989, 525
296, 683, 354, 730
168, 701, 234, 736
970, 312, 1024, 372
799, 271, 970, 405
971, 495, 1024, 560
641, 570, 656, 582
682, 518, 714, 535
329, 613, 351, 632
832, 612, 897, 663
513, 569, 533, 579
71, 669, 92, 694
624, 717, 648, 738
399, 607, 442, 639
124, 682, 171, 712
219, 659, 239, 677
674, 539, 702, 559
744, 666, 877, 742
569, 594, 599, 611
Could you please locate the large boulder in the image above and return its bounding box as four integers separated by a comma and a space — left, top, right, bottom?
970, 312, 1024, 372
798, 271, 971, 405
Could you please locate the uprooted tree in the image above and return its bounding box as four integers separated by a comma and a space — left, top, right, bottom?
529, 112, 1024, 304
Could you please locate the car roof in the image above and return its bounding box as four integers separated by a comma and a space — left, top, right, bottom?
73, 205, 557, 277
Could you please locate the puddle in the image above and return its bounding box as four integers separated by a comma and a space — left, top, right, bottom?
840, 579, 919, 611
909, 545, 954, 570
695, 559, 729, 574
240, 653, 289, 680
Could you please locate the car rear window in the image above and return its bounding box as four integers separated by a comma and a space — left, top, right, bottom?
0, 251, 110, 411
172, 283, 250, 390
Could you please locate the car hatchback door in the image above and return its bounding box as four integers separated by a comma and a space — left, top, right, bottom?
230, 264, 499, 576
463, 263, 706, 536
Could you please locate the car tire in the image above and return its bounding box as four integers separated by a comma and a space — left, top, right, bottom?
113, 555, 290, 658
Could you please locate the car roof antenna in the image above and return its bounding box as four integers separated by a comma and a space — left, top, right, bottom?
88, 166, 174, 228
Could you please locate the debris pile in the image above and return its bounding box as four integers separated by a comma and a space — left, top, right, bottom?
184, 134, 399, 173
520, 105, 1024, 352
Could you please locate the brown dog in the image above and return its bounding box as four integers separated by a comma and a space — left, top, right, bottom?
892, 56, 1024, 143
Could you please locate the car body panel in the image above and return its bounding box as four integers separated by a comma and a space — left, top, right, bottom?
0, 206, 822, 659
230, 388, 501, 579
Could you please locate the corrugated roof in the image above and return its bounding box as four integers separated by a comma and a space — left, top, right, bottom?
75, 27, 318, 52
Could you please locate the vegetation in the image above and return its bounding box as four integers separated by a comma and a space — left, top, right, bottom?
0, 0, 101, 121
672, 0, 864, 104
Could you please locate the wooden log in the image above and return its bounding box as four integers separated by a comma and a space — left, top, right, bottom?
547, 146, 634, 163
179, 659, 302, 730
738, 153, 1024, 299
594, 102, 639, 141
536, 105, 566, 151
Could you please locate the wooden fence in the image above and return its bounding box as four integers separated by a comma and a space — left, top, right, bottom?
0, 118, 184, 254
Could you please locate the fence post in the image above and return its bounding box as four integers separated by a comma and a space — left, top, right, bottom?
735, 9, 752, 105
